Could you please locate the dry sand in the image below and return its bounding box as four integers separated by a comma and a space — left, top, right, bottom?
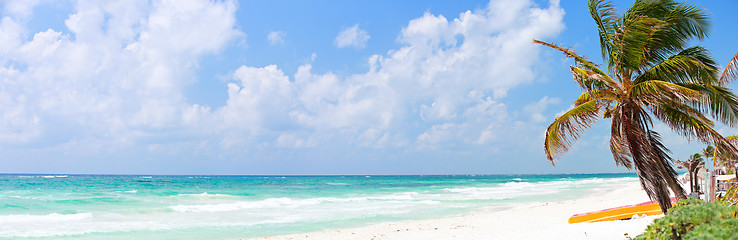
248, 181, 659, 240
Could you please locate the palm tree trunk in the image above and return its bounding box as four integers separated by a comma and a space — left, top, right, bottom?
649, 144, 686, 200
621, 104, 674, 213
689, 169, 694, 194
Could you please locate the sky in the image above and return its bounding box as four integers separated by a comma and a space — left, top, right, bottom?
0, 0, 737, 175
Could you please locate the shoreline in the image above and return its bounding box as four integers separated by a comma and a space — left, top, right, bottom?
247, 181, 658, 240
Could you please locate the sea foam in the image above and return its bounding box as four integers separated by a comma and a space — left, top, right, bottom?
170, 197, 321, 212
0, 174, 639, 239
0, 213, 92, 223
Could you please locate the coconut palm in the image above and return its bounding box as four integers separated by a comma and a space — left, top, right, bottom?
702, 145, 715, 168
535, 0, 738, 212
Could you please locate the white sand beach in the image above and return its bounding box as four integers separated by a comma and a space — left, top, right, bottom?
249, 181, 659, 240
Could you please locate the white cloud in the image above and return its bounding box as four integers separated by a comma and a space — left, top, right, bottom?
0, 0, 241, 145
217, 65, 296, 134
0, 0, 567, 166
524, 96, 561, 123
0, 17, 24, 56
334, 24, 370, 49
210, 0, 565, 150
2, 0, 41, 18
267, 30, 286, 45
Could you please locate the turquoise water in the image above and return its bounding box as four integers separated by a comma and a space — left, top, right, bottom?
0, 173, 637, 239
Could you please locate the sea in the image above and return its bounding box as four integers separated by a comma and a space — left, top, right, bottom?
0, 173, 638, 239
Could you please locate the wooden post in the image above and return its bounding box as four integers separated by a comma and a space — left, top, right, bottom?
705, 170, 712, 202
707, 169, 717, 203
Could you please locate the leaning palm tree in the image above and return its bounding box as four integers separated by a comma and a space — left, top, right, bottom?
535, 0, 738, 212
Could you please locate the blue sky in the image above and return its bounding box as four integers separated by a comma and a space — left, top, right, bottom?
1, 0, 736, 175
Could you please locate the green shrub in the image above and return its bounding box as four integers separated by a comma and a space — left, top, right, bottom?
634, 200, 738, 240
684, 218, 738, 239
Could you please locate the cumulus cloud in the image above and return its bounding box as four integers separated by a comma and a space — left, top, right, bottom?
2, 0, 41, 18
0, 0, 241, 147
216, 0, 565, 149
267, 30, 286, 45
524, 96, 561, 123
334, 24, 370, 49
0, 0, 566, 169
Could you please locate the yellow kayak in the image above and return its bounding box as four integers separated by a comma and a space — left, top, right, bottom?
568, 198, 675, 223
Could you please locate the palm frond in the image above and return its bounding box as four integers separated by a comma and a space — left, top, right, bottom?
720, 53, 738, 84
715, 135, 738, 165
682, 83, 738, 127
544, 100, 601, 163
628, 80, 702, 103
637, 46, 719, 85
624, 0, 710, 65
612, 14, 665, 73
533, 40, 608, 77
651, 102, 738, 160
570, 67, 622, 92
609, 104, 633, 168
651, 101, 714, 142
588, 0, 617, 62
574, 89, 617, 106
645, 130, 684, 210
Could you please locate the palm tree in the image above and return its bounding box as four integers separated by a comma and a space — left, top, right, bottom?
675, 153, 704, 195
713, 136, 738, 175
702, 145, 715, 168
535, 0, 738, 212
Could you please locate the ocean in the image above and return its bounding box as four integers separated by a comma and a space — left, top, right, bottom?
0, 173, 638, 239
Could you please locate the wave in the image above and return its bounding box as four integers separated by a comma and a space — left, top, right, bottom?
325, 182, 349, 186
0, 213, 92, 223
169, 191, 432, 213
176, 192, 236, 198
16, 175, 70, 179
170, 178, 629, 214
442, 177, 637, 201
170, 197, 321, 212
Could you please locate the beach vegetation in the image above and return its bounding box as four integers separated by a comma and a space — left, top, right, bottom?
633, 199, 738, 240
709, 136, 738, 174
701, 146, 715, 167
535, 0, 738, 213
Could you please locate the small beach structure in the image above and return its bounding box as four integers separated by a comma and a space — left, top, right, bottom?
717, 175, 737, 192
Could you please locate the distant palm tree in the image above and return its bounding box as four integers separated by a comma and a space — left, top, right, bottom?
713, 136, 738, 174
535, 0, 738, 212
675, 153, 704, 195
702, 145, 715, 168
